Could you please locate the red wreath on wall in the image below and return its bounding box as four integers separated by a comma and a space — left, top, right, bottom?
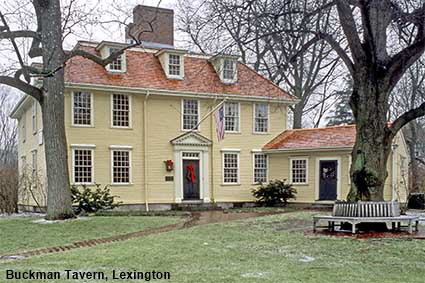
165, 160, 174, 171
186, 164, 195, 184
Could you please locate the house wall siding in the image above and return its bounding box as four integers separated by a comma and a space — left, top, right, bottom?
17, 98, 47, 207
63, 90, 287, 204
268, 139, 408, 203
16, 90, 408, 206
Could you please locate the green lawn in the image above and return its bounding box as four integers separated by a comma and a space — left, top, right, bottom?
1, 211, 425, 282
0, 216, 182, 255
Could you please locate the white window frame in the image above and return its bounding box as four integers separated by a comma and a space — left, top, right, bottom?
21, 155, 27, 171
110, 94, 132, 128
253, 153, 268, 184
167, 54, 184, 79
253, 103, 269, 134
110, 146, 132, 185
222, 150, 240, 185
181, 99, 200, 131
348, 155, 352, 184
107, 47, 126, 73
400, 155, 407, 176
224, 102, 240, 133
290, 157, 308, 185
71, 91, 94, 127
31, 150, 37, 181
21, 113, 26, 143
221, 58, 237, 83
32, 101, 37, 135
71, 145, 95, 185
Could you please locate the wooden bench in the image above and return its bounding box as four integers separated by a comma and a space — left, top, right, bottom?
313, 201, 419, 234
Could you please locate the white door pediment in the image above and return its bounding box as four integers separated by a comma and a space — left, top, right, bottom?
171, 132, 212, 147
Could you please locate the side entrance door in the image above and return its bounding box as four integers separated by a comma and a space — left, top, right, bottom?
319, 160, 338, 200
183, 159, 200, 200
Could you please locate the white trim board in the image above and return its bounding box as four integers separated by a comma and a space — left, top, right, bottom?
71, 91, 94, 127
289, 157, 309, 185
65, 82, 298, 104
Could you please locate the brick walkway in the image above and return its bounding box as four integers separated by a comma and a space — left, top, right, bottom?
0, 210, 285, 261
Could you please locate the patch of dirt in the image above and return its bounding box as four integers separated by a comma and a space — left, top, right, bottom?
183, 210, 287, 228
306, 229, 425, 240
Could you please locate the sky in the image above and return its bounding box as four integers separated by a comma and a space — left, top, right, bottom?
66, 0, 180, 47
1, 0, 181, 105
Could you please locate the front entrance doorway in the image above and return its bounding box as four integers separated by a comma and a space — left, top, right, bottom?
319, 160, 338, 200
182, 158, 200, 200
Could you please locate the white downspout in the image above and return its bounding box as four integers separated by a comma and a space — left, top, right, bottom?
210, 97, 218, 203
144, 91, 150, 211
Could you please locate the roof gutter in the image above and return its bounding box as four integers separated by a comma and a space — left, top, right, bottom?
9, 95, 32, 119
65, 82, 299, 104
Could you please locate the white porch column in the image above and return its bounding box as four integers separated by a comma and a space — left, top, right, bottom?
174, 150, 182, 203
202, 150, 211, 203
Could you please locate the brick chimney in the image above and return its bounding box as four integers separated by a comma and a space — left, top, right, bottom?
126, 5, 174, 46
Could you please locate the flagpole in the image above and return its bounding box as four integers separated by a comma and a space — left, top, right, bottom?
187, 98, 227, 134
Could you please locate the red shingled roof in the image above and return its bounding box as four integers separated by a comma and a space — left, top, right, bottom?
64, 44, 295, 100
263, 125, 356, 150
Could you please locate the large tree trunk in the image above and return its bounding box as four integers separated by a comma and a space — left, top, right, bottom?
292, 102, 303, 129
348, 74, 393, 201
37, 0, 74, 219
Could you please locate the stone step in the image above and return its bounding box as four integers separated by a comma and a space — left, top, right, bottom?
311, 203, 334, 210
172, 202, 221, 211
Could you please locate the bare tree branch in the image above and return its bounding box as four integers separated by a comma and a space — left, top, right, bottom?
0, 11, 32, 82
65, 42, 139, 66
290, 32, 354, 75
390, 101, 425, 138
335, 0, 365, 64
0, 76, 42, 101
0, 30, 39, 40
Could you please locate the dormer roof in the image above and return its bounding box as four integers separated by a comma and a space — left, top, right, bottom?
63, 41, 297, 102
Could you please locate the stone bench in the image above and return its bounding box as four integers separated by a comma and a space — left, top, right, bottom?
313, 201, 419, 234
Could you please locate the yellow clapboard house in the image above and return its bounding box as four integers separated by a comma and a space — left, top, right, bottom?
10, 5, 409, 210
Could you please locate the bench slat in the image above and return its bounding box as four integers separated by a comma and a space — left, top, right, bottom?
331, 201, 400, 218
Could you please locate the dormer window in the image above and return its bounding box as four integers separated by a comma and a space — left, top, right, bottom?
155, 49, 187, 80
109, 48, 124, 72
223, 59, 235, 80
96, 42, 127, 73
209, 55, 239, 84
169, 54, 181, 76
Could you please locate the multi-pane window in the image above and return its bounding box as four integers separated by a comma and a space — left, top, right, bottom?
109, 48, 123, 71
73, 92, 92, 126
21, 113, 26, 143
112, 150, 131, 184
32, 101, 37, 134
73, 149, 93, 184
223, 59, 235, 80
224, 102, 239, 132
21, 156, 26, 171
291, 159, 307, 184
169, 54, 181, 76
112, 94, 130, 127
400, 156, 407, 175
254, 103, 269, 133
182, 99, 199, 130
223, 152, 239, 184
254, 154, 267, 183
31, 150, 37, 181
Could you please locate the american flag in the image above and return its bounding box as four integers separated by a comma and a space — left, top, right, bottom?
214, 105, 225, 141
